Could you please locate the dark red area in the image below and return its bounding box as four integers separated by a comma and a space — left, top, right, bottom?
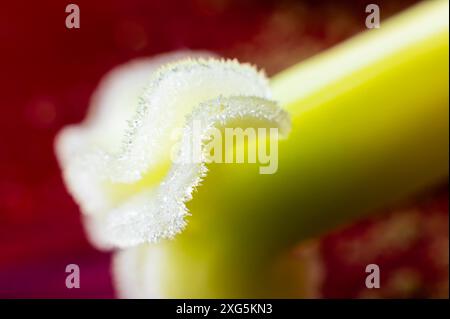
320, 187, 448, 298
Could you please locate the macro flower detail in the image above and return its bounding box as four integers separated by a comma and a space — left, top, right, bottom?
53, 0, 448, 299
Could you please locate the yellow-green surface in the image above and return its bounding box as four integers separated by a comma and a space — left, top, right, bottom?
151, 0, 449, 297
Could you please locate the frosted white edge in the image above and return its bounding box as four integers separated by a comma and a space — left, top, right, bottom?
55, 52, 291, 249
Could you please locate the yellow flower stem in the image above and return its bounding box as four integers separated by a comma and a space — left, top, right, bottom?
155, 0, 449, 297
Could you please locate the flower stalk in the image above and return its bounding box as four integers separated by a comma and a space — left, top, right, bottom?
122, 0, 449, 298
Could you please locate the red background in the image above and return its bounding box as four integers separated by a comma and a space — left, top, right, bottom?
0, 0, 447, 298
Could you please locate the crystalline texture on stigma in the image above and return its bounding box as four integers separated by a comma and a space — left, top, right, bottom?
55, 52, 291, 248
